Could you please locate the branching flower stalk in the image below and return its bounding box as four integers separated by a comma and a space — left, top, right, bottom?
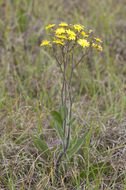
40, 22, 102, 177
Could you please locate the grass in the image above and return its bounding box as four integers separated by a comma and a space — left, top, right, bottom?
0, 0, 126, 189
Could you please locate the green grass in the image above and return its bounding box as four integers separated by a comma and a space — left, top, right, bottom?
0, 0, 126, 189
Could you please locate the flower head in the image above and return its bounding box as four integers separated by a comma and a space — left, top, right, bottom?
53, 40, 64, 45
40, 40, 50, 46
66, 29, 76, 40
45, 24, 55, 30
77, 39, 90, 48
92, 43, 103, 51
59, 22, 68, 27
92, 43, 97, 48
97, 45, 102, 51
55, 27, 66, 35
55, 35, 67, 39
95, 38, 102, 43
89, 29, 93, 34
81, 31, 89, 37
74, 24, 84, 32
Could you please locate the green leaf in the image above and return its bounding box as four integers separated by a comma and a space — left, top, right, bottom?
51, 110, 63, 127
50, 110, 64, 141
68, 124, 82, 150
54, 123, 64, 142
66, 130, 88, 159
32, 136, 51, 155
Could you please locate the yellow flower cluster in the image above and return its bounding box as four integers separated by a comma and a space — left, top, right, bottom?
41, 22, 103, 51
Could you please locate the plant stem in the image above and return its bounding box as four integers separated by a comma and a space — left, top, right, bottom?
55, 52, 74, 178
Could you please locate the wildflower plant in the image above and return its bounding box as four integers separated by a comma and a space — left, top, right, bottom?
40, 22, 102, 177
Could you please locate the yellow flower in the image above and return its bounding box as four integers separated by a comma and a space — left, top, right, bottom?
77, 39, 90, 48
81, 31, 89, 37
89, 29, 93, 34
40, 40, 50, 46
45, 24, 55, 30
74, 24, 84, 32
53, 40, 64, 45
92, 43, 103, 51
59, 22, 68, 27
92, 43, 97, 48
66, 29, 76, 40
97, 45, 102, 51
56, 35, 67, 39
95, 38, 102, 43
55, 27, 66, 35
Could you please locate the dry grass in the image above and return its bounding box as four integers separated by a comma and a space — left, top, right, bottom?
0, 0, 126, 189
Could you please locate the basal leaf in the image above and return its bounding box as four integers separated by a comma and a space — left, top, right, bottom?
66, 130, 88, 159
51, 110, 64, 141
32, 136, 51, 155
54, 122, 64, 142
51, 110, 63, 126
83, 127, 92, 162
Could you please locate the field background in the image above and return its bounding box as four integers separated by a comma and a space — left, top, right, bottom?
0, 0, 126, 189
